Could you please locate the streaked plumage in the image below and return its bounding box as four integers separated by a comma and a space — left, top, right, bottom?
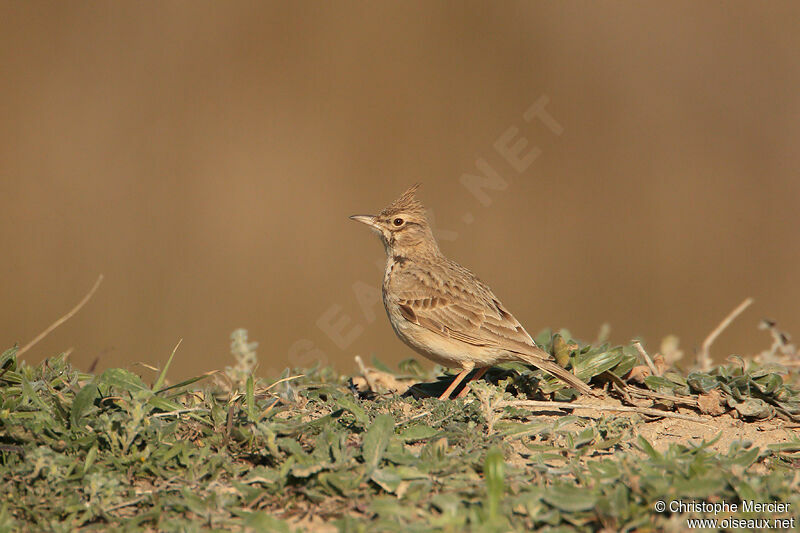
350, 184, 592, 399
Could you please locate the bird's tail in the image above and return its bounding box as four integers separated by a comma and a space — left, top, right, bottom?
516, 349, 594, 396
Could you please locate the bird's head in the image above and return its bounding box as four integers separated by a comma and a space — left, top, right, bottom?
350, 183, 440, 257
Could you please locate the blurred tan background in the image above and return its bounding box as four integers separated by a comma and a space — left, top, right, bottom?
2, 1, 798, 381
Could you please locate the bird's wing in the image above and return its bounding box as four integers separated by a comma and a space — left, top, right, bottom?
390, 261, 543, 354
391, 261, 594, 396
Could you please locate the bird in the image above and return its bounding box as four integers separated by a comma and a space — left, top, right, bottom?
349, 183, 593, 400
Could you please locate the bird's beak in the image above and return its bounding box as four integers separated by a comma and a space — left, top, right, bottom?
349, 214, 380, 230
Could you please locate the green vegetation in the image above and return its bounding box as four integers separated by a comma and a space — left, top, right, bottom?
1, 330, 798, 531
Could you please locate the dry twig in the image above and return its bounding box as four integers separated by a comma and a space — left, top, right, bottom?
501, 400, 712, 424
395, 410, 432, 427
634, 341, 658, 376
697, 297, 753, 371
626, 387, 700, 407
18, 275, 104, 357
354, 355, 376, 392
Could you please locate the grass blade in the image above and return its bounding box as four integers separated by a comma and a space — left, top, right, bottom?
153, 339, 182, 392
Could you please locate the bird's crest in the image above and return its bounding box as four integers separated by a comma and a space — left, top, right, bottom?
380, 183, 425, 218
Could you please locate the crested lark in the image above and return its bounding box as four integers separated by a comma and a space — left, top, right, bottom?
350, 184, 593, 400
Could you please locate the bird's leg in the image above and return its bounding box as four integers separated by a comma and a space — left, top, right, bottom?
438, 364, 474, 400
455, 366, 490, 398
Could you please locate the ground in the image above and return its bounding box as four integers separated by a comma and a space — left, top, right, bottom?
0, 329, 798, 531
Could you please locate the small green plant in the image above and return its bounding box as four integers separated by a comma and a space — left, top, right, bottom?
0, 330, 798, 531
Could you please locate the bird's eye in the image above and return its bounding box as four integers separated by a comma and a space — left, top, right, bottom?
393, 218, 404, 226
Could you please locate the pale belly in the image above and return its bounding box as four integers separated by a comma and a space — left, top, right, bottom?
383, 299, 504, 369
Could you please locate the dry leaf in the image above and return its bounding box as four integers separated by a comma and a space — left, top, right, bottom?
697, 389, 725, 416
626, 365, 651, 384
